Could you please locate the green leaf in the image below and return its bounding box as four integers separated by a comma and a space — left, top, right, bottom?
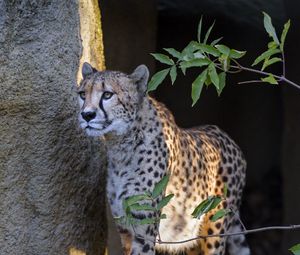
157, 194, 174, 210
263, 12, 280, 45
193, 51, 205, 59
208, 63, 219, 89
268, 41, 278, 49
123, 194, 151, 210
196, 44, 220, 57
151, 53, 174, 65
192, 196, 222, 219
261, 57, 282, 71
217, 72, 226, 96
170, 66, 177, 85
211, 209, 231, 222
229, 49, 247, 59
205, 74, 212, 87
129, 203, 156, 211
152, 175, 170, 199
204, 21, 215, 44
180, 58, 210, 69
280, 19, 291, 51
210, 196, 222, 209
211, 37, 223, 46
252, 48, 281, 66
219, 54, 231, 72
191, 69, 208, 106
182, 41, 199, 58
261, 74, 278, 85
289, 244, 300, 255
147, 68, 170, 92
181, 42, 200, 65
138, 218, 158, 225
197, 16, 203, 43
215, 44, 230, 57
163, 48, 182, 59
144, 191, 152, 197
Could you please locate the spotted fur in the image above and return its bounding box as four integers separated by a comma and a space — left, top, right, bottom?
77, 63, 250, 255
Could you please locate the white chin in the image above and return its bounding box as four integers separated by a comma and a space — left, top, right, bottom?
82, 120, 129, 137
85, 127, 105, 137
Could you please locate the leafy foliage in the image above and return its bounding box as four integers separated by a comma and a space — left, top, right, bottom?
148, 68, 170, 92
148, 12, 292, 105
192, 195, 222, 219
252, 12, 290, 75
262, 12, 280, 45
192, 184, 230, 221
281, 20, 291, 51
191, 70, 207, 106
146, 18, 246, 105
152, 175, 170, 198
211, 209, 231, 222
117, 175, 173, 227
261, 75, 278, 85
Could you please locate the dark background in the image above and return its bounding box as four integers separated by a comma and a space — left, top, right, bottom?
100, 0, 300, 254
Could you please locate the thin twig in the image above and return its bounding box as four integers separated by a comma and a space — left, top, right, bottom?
215, 62, 242, 74
235, 216, 247, 232
238, 80, 265, 85
237, 217, 247, 232
282, 50, 286, 77
230, 64, 300, 90
280, 76, 300, 90
229, 206, 247, 231
156, 224, 300, 244
233, 65, 282, 80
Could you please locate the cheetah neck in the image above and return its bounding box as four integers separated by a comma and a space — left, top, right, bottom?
104, 96, 162, 151
105, 97, 177, 164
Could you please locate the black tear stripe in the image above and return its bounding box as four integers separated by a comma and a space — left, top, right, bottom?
99, 81, 109, 120
99, 97, 108, 120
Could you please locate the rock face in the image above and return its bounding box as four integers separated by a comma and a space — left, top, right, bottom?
0, 1, 106, 254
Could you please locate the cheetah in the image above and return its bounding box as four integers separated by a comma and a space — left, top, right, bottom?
77, 62, 250, 255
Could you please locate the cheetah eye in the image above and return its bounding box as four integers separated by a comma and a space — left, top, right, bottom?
78, 91, 86, 100
102, 91, 114, 100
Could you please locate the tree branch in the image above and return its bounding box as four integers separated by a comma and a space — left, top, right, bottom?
230, 64, 300, 90
156, 224, 300, 244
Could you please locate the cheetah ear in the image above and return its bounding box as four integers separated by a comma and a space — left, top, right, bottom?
130, 65, 149, 95
82, 62, 97, 79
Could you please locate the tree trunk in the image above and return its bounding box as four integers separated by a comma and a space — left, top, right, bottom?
0, 1, 106, 255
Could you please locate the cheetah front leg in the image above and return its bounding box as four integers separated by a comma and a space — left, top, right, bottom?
119, 230, 132, 255
118, 224, 156, 255
129, 223, 157, 255
197, 202, 230, 255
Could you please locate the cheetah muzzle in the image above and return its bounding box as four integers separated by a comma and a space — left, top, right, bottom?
77, 62, 250, 255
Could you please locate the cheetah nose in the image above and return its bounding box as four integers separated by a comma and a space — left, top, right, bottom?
81, 111, 96, 122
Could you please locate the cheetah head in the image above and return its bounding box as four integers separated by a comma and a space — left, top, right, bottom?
77, 63, 149, 137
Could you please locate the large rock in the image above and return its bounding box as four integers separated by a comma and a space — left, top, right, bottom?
0, 1, 106, 254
